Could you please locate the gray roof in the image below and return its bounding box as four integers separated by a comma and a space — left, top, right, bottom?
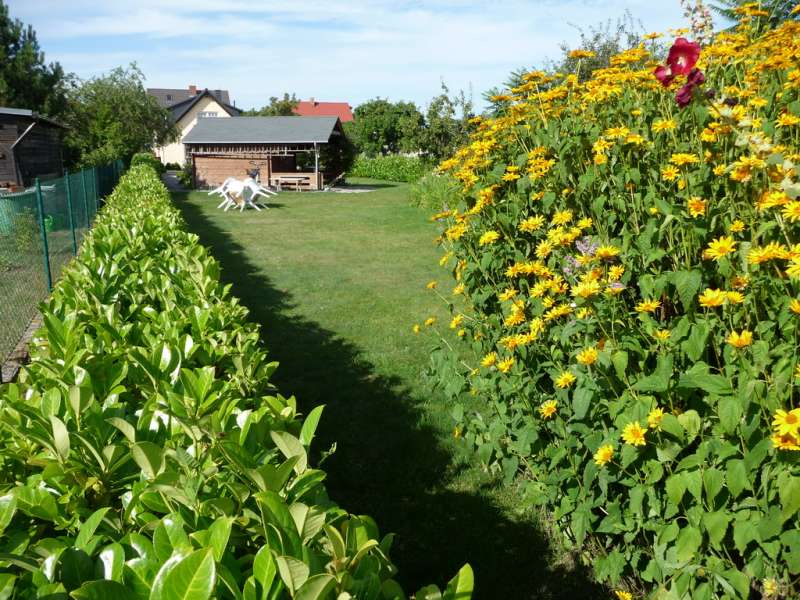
167, 90, 240, 123
0, 106, 65, 128
147, 87, 231, 108
183, 116, 339, 144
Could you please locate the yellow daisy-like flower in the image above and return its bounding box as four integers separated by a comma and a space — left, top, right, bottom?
571, 280, 601, 299
424, 317, 436, 327
614, 592, 633, 600
654, 329, 671, 342
568, 49, 596, 59
790, 299, 800, 314
554, 371, 576, 389
772, 432, 800, 451
536, 240, 554, 258
479, 230, 500, 246
449, 315, 464, 329
726, 330, 753, 349
576, 347, 598, 366
703, 236, 737, 261
776, 113, 800, 127
687, 197, 706, 217
661, 165, 680, 181
539, 399, 558, 419
726, 291, 745, 304
594, 444, 614, 467
698, 288, 727, 308
457, 329, 466, 337
729, 220, 745, 233
481, 352, 498, 367
452, 283, 465, 295
647, 407, 664, 430
426, 280, 438, 289
772, 408, 800, 436
498, 288, 518, 301
497, 357, 515, 373
762, 578, 779, 598
577, 217, 593, 229
621, 422, 647, 446
782, 201, 800, 223
652, 118, 676, 132
670, 153, 700, 166
519, 215, 546, 232
412, 324, 421, 334
552, 209, 573, 225
595, 245, 621, 260
635, 299, 661, 313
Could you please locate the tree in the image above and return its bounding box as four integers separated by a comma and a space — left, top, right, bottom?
245, 93, 299, 116
0, 0, 69, 118
344, 98, 424, 157
63, 64, 176, 167
418, 83, 474, 161
711, 0, 798, 28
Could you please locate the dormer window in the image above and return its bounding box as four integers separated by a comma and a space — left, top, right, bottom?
198, 111, 218, 118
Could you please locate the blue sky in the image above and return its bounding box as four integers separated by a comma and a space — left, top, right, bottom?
7, 1, 715, 111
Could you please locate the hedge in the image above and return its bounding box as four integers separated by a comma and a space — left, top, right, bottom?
425, 13, 800, 600
348, 155, 432, 183
0, 165, 473, 599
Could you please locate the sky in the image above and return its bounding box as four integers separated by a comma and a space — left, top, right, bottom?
7, 1, 713, 112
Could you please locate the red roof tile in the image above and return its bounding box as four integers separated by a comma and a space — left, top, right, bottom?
293, 100, 354, 122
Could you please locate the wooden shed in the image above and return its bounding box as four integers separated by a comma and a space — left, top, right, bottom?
183, 116, 344, 191
0, 107, 65, 189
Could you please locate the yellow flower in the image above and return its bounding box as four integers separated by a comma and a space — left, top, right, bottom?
536, 240, 554, 258
481, 352, 498, 367
412, 324, 421, 334
782, 201, 800, 222
457, 329, 466, 337
772, 408, 800, 436
687, 197, 706, 217
479, 230, 500, 245
726, 330, 753, 348
519, 215, 545, 232
497, 357, 515, 373
539, 399, 558, 419
594, 444, 614, 467
661, 165, 680, 181
452, 283, 465, 295
571, 280, 601, 299
554, 371, 576, 389
449, 315, 464, 329
621, 422, 647, 446
424, 317, 436, 327
595, 245, 620, 260
552, 209, 573, 225
577, 217, 593, 229
726, 291, 745, 304
654, 329, 671, 342
614, 592, 633, 600
772, 432, 800, 451
568, 49, 596, 59
669, 153, 700, 166
635, 299, 661, 314
703, 236, 737, 261
729, 219, 745, 233
426, 280, 438, 289
698, 288, 727, 308
776, 113, 800, 127
576, 347, 598, 366
647, 407, 664, 430
763, 578, 779, 598
652, 119, 676, 132
790, 299, 800, 314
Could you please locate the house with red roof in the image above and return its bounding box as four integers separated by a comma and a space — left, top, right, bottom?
293, 98, 354, 122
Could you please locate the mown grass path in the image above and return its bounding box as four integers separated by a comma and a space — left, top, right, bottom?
174, 180, 602, 599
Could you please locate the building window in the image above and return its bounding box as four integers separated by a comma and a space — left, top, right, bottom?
198, 111, 218, 118
166, 94, 172, 101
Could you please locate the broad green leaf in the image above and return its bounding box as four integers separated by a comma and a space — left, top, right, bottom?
702, 468, 724, 503
726, 459, 747, 499
294, 574, 336, 600
270, 431, 307, 474
611, 351, 628, 381
674, 526, 702, 563
0, 574, 15, 600
633, 355, 672, 393
50, 416, 70, 460
671, 270, 701, 311
275, 555, 309, 595
443, 564, 474, 600
0, 495, 16, 534
299, 405, 324, 447
252, 546, 276, 596
107, 417, 136, 443
98, 543, 124, 582
71, 580, 137, 600
75, 507, 110, 550
717, 397, 742, 435
131, 441, 165, 480
778, 472, 800, 519
207, 517, 233, 562
703, 511, 730, 550
677, 410, 701, 440
151, 548, 216, 600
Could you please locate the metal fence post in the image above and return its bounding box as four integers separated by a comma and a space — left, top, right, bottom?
81, 169, 90, 227
64, 170, 78, 255
34, 178, 53, 292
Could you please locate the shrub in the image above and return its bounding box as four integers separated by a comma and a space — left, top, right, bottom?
0, 165, 473, 598
425, 15, 800, 600
348, 154, 432, 183
164, 162, 183, 171
410, 172, 463, 211
130, 151, 165, 174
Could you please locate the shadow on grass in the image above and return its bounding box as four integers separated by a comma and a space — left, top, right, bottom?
174, 191, 605, 600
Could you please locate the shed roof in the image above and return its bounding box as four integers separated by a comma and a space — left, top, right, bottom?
183, 116, 340, 144
0, 106, 65, 129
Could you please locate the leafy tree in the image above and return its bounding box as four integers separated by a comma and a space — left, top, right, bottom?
711, 0, 798, 27
63, 64, 176, 167
245, 92, 299, 116
0, 0, 69, 118
344, 98, 424, 157
418, 83, 474, 161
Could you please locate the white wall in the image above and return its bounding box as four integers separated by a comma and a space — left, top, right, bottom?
155, 96, 232, 166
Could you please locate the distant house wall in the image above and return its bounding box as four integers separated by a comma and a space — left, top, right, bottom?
154, 97, 232, 166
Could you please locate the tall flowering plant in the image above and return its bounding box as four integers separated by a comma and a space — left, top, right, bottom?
422, 12, 800, 600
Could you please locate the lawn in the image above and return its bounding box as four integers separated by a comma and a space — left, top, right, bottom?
174, 179, 603, 599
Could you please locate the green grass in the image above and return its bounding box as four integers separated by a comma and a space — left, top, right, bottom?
174, 179, 603, 599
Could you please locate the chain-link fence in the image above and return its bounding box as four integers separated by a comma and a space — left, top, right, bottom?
0, 161, 124, 379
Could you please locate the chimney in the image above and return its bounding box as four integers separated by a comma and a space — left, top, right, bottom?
188, 85, 197, 95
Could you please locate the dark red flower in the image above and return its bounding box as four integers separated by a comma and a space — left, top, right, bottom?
654, 65, 675, 87
667, 38, 701, 76
675, 68, 706, 108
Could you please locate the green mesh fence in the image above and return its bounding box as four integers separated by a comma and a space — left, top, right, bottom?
0, 160, 124, 379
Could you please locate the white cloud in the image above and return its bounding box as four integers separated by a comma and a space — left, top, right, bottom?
7, 0, 698, 109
